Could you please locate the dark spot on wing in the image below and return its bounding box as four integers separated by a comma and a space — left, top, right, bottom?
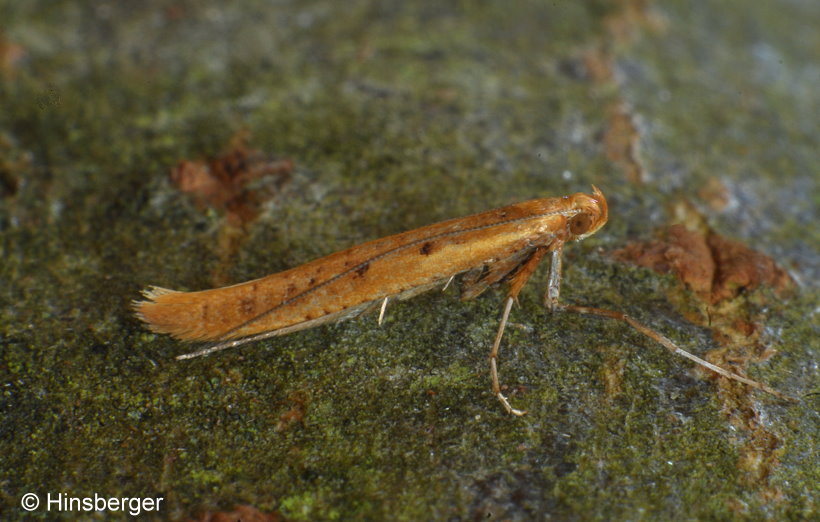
355, 262, 370, 277
240, 297, 255, 315
420, 242, 434, 255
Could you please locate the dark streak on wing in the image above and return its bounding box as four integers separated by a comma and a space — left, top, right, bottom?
192, 276, 456, 355
354, 262, 370, 277
218, 209, 571, 341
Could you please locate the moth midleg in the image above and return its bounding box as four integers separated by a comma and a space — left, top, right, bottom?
556, 304, 793, 401
490, 247, 548, 416
546, 244, 563, 311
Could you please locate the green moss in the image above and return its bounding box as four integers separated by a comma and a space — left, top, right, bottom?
0, 0, 816, 520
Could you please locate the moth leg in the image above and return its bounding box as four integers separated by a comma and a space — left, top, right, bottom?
490, 248, 547, 416
176, 331, 275, 360
491, 297, 523, 415
378, 297, 389, 326
545, 242, 564, 312
442, 274, 456, 292
556, 304, 795, 401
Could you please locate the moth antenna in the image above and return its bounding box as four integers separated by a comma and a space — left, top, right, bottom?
559, 305, 796, 401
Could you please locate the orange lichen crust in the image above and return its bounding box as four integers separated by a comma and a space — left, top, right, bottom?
614, 223, 791, 305
613, 213, 795, 498
169, 133, 293, 286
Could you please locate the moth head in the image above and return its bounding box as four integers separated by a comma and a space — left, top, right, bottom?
567, 185, 608, 241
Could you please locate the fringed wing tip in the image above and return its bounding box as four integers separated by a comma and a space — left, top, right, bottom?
140, 285, 179, 299
131, 286, 227, 343
131, 285, 188, 334
132, 286, 173, 317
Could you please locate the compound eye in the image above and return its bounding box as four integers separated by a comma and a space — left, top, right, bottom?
569, 213, 593, 236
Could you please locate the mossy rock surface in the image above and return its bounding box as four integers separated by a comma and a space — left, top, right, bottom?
1, 1, 816, 520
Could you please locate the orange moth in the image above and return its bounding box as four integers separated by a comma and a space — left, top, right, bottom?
134, 186, 790, 415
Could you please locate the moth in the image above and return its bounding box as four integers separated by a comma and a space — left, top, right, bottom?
134, 186, 788, 415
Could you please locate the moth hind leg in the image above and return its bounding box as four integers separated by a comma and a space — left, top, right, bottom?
490, 296, 524, 415
489, 247, 549, 416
